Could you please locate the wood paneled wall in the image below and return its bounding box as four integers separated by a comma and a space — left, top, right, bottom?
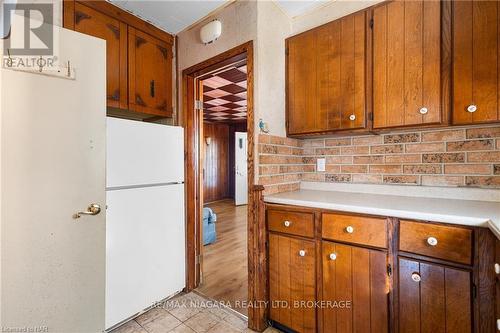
203, 122, 247, 203
203, 122, 230, 203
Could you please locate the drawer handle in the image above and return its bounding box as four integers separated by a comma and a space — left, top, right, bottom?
299, 250, 306, 257
427, 236, 438, 246
329, 253, 337, 261
419, 107, 428, 115
283, 220, 291, 227
345, 226, 354, 234
411, 272, 421, 282
349, 114, 356, 121
467, 104, 477, 113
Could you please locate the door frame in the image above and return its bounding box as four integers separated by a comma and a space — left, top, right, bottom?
182, 41, 267, 331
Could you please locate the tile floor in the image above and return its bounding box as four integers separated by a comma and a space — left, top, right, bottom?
110, 292, 282, 333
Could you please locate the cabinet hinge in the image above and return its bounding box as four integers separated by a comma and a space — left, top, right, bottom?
387, 264, 392, 277
472, 283, 477, 299
285, 47, 289, 56
369, 112, 374, 121
369, 18, 374, 29
195, 99, 203, 110
196, 254, 202, 265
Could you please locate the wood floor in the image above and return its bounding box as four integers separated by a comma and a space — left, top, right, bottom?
197, 199, 248, 316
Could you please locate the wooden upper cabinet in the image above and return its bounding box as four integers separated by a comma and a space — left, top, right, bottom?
287, 30, 317, 135
322, 241, 388, 332
453, 1, 500, 124
128, 28, 173, 117
317, 11, 367, 132
286, 10, 368, 135
63, 0, 174, 119
73, 3, 127, 109
373, 1, 444, 129
398, 258, 472, 333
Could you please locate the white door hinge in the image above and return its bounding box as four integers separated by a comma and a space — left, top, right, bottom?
195, 100, 203, 110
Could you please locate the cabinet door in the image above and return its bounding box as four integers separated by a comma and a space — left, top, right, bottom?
317, 11, 367, 132
322, 241, 388, 333
128, 28, 173, 117
269, 233, 316, 333
398, 258, 472, 333
287, 30, 317, 135
286, 11, 367, 135
74, 3, 127, 109
373, 1, 442, 128
453, 1, 500, 124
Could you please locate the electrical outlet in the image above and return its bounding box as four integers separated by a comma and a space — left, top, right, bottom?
317, 158, 326, 172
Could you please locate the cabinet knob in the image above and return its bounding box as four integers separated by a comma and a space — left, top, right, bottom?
427, 236, 438, 246
467, 104, 477, 113
345, 226, 354, 234
495, 263, 500, 275
411, 272, 421, 282
419, 107, 428, 115
349, 114, 356, 121
329, 253, 337, 261
299, 250, 306, 257
283, 220, 291, 227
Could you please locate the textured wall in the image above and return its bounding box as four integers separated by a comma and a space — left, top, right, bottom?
258, 125, 500, 195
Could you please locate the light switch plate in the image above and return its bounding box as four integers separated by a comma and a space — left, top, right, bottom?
317, 158, 326, 172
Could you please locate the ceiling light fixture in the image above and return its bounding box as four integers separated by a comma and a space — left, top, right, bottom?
200, 19, 222, 44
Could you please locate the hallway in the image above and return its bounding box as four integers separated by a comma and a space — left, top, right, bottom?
197, 200, 248, 316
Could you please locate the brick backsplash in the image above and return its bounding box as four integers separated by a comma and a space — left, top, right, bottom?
258, 134, 303, 195
258, 125, 500, 194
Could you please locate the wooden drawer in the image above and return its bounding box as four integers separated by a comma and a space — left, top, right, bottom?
399, 220, 473, 265
267, 209, 314, 238
322, 213, 388, 248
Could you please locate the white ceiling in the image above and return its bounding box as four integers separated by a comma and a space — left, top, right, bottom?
108, 0, 332, 35
109, 0, 227, 34
274, 0, 331, 18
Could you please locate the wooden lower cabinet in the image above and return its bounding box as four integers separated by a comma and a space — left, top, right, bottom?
266, 204, 494, 332
398, 257, 472, 333
321, 241, 389, 332
269, 233, 316, 333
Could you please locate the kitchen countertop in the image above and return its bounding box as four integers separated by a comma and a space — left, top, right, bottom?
264, 189, 500, 239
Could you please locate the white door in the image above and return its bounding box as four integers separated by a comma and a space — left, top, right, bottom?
235, 132, 248, 205
0, 25, 106, 332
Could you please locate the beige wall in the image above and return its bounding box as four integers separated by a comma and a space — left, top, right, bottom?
177, 0, 291, 183
255, 1, 291, 137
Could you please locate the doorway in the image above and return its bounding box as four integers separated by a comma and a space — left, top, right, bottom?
196, 59, 249, 315
182, 42, 256, 320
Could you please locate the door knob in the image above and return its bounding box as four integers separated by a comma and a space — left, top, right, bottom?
419, 107, 428, 115
329, 253, 337, 261
73, 203, 101, 219
411, 272, 421, 282
467, 104, 477, 113
427, 236, 438, 246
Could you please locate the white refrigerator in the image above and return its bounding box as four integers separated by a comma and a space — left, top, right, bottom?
106, 117, 186, 329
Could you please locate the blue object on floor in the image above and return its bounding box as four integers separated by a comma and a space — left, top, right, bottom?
203, 207, 217, 245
